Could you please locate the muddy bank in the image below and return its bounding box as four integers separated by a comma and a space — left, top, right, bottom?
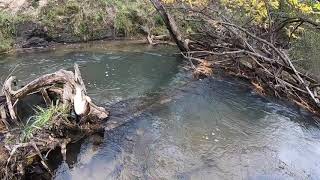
12, 20, 115, 50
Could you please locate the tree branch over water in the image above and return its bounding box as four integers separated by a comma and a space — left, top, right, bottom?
151, 0, 320, 114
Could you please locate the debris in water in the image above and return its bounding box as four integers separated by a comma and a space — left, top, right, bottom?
0, 63, 109, 179
125, 135, 134, 141
203, 135, 209, 140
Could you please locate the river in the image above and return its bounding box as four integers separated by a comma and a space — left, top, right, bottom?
0, 41, 320, 180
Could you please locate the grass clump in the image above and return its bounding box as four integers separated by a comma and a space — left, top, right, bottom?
0, 11, 31, 53
39, 0, 167, 40
104, 0, 167, 37
21, 103, 69, 142
39, 0, 113, 41
0, 11, 16, 53
0, 0, 168, 49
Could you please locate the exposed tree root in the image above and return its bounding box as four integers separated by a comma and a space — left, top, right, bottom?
0, 64, 109, 179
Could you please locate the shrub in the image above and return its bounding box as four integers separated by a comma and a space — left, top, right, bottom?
0, 11, 16, 53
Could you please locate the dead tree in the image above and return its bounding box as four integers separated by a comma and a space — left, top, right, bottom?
149, 0, 189, 52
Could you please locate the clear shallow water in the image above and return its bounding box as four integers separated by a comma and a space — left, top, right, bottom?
0, 41, 182, 104
1, 42, 320, 180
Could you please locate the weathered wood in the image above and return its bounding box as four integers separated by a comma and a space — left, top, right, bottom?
0, 97, 7, 127
1, 64, 109, 124
47, 87, 63, 96
0, 64, 109, 180
149, 0, 189, 52
5, 70, 75, 100
86, 96, 109, 119
40, 88, 51, 106
0, 104, 9, 129
0, 105, 6, 120
158, 3, 320, 114
62, 83, 73, 105
2, 77, 18, 124
74, 63, 87, 93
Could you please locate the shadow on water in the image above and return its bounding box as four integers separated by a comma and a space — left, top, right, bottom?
1, 41, 320, 180
55, 78, 320, 180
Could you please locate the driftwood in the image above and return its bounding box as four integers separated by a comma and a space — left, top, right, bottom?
0, 64, 108, 128
151, 0, 320, 114
147, 35, 176, 46
0, 64, 109, 179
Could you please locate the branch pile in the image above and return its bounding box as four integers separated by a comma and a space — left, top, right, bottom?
151, 0, 320, 114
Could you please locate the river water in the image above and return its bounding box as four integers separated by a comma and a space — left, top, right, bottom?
0, 41, 320, 180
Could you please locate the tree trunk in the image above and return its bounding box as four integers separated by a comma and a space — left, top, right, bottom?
149, 0, 189, 52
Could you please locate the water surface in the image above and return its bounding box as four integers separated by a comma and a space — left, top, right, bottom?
0, 41, 319, 180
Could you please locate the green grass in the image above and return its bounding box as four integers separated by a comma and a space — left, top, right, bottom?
39, 0, 167, 39
105, 0, 167, 37
0, 11, 16, 53
0, 0, 168, 54
21, 103, 69, 142
0, 11, 31, 53
0, 0, 168, 52
39, 0, 113, 41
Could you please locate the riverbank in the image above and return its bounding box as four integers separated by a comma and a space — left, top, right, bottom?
0, 39, 177, 59
0, 0, 167, 54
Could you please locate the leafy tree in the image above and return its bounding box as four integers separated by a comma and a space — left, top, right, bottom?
162, 0, 208, 6
220, 0, 320, 26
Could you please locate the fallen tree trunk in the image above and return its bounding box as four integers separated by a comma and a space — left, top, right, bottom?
149, 0, 189, 52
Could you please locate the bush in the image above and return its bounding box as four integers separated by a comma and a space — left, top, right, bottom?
0, 11, 16, 53
0, 11, 31, 53
39, 0, 113, 41
103, 0, 167, 37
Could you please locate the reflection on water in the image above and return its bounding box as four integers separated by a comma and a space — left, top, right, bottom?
0, 41, 182, 105
56, 78, 320, 180
1, 41, 320, 180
